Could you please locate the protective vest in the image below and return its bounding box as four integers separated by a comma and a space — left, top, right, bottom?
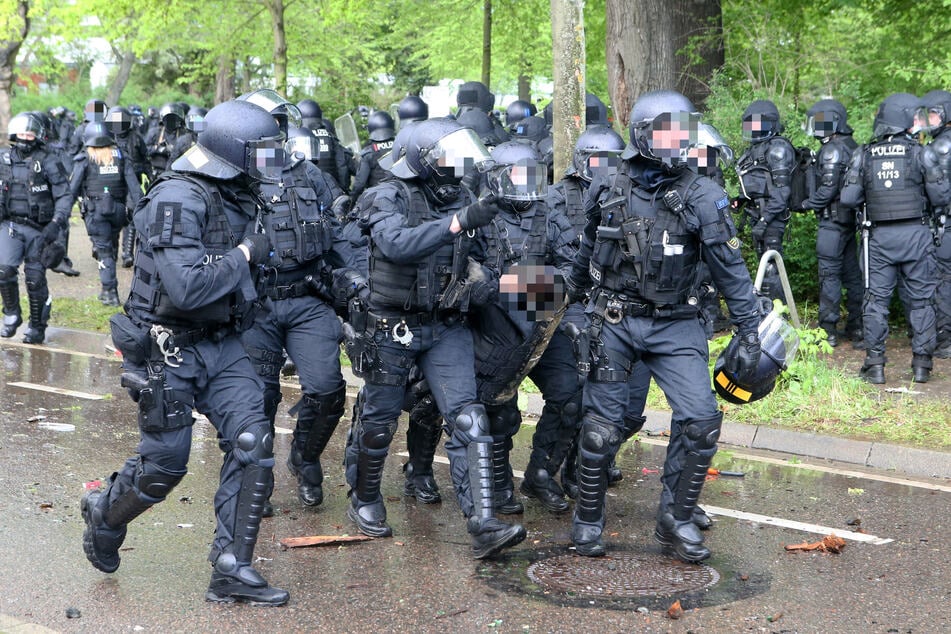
862, 137, 927, 223
76, 150, 130, 221
0, 148, 58, 224
258, 163, 333, 276
816, 136, 857, 222
366, 181, 469, 313
312, 128, 339, 177
361, 140, 392, 189
484, 202, 549, 272
127, 173, 242, 328
590, 169, 703, 306
736, 136, 794, 200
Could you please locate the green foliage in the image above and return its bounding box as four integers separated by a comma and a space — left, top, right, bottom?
49, 297, 121, 333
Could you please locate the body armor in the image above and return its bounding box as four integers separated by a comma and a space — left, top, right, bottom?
862, 137, 927, 224
736, 136, 795, 203
0, 149, 60, 224
360, 140, 392, 190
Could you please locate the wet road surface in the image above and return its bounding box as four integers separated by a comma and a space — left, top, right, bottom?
1, 331, 949, 633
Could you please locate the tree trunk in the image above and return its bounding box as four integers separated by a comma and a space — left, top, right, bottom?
607, 0, 722, 129
106, 48, 136, 106
518, 74, 531, 102
215, 55, 236, 105
550, 0, 585, 179
481, 0, 492, 87
0, 1, 30, 145
265, 0, 287, 94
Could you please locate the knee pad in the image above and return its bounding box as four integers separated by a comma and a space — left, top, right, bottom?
560, 395, 581, 426
488, 402, 521, 437
682, 413, 723, 456
233, 422, 274, 467
0, 266, 16, 283
360, 420, 398, 450
579, 415, 622, 456
136, 459, 185, 500
452, 403, 490, 442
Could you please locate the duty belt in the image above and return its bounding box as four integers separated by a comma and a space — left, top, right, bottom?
591, 290, 696, 323
265, 279, 311, 300
148, 323, 235, 366
366, 310, 438, 333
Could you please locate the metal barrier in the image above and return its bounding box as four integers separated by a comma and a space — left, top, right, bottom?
753, 249, 801, 328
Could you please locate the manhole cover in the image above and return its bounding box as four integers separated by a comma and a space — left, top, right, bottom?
527, 551, 720, 598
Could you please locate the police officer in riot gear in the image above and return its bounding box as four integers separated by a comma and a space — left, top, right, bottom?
505, 100, 536, 131
841, 93, 950, 384
350, 110, 396, 203
106, 106, 151, 268
80, 100, 290, 606
347, 117, 526, 558
396, 95, 429, 129
456, 81, 509, 144
0, 112, 74, 343
567, 90, 762, 561
236, 90, 357, 515
799, 99, 864, 348
69, 122, 142, 305
146, 102, 189, 175
297, 98, 351, 192
735, 99, 796, 303
67, 99, 109, 156
920, 90, 951, 359
474, 141, 579, 513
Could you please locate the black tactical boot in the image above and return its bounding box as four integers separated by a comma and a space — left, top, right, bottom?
52, 256, 80, 277
859, 363, 885, 385
934, 339, 951, 359
81, 490, 127, 573
22, 293, 50, 344
520, 465, 569, 513
466, 439, 525, 559
654, 438, 716, 563
402, 398, 443, 504
824, 328, 839, 348
0, 282, 22, 338
287, 385, 346, 507
912, 354, 932, 383
692, 506, 714, 530
347, 439, 393, 537
655, 511, 710, 563
468, 516, 527, 559
206, 566, 289, 606
571, 418, 621, 557
98, 286, 120, 306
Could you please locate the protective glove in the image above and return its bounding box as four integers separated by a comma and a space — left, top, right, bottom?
565, 272, 590, 304
726, 331, 761, 385
42, 220, 63, 243
455, 194, 501, 231
240, 233, 272, 266
750, 219, 767, 243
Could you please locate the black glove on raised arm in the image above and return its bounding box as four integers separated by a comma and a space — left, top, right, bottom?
240, 233, 272, 266
455, 194, 501, 231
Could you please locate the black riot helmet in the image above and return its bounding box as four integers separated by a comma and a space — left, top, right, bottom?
511, 116, 549, 144
919, 89, 951, 135
457, 108, 503, 147
185, 107, 208, 134
872, 92, 922, 140
389, 117, 493, 203
585, 92, 610, 127
83, 99, 109, 123
171, 100, 285, 183
367, 110, 396, 142
488, 141, 548, 205
379, 120, 419, 172
569, 124, 624, 181
83, 122, 115, 148
713, 308, 800, 405
804, 99, 852, 140
686, 122, 735, 177
297, 98, 323, 123
159, 102, 186, 131
147, 106, 159, 119
741, 99, 781, 142
30, 111, 54, 144
397, 95, 429, 128
505, 100, 535, 128
623, 90, 701, 169
8, 111, 45, 146
457, 81, 495, 114
238, 89, 302, 135
285, 125, 321, 162
105, 106, 133, 137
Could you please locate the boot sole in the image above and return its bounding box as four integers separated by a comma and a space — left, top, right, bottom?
81, 494, 120, 573
205, 587, 290, 606
471, 525, 527, 560
653, 529, 710, 563
346, 505, 393, 538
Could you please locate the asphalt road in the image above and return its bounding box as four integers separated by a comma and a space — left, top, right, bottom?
1, 333, 949, 633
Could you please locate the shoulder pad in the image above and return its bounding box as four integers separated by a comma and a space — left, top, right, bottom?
766, 138, 795, 169
288, 151, 306, 169
818, 144, 842, 168
144, 179, 207, 247
921, 144, 941, 168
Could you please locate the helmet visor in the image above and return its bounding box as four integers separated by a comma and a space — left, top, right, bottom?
424, 128, 495, 180
285, 133, 320, 161
914, 105, 944, 135
742, 113, 777, 141
758, 309, 800, 370
489, 159, 548, 200
643, 111, 701, 167
686, 123, 734, 173
578, 151, 621, 182
8, 114, 40, 138
243, 89, 302, 129
804, 111, 838, 138
246, 135, 286, 182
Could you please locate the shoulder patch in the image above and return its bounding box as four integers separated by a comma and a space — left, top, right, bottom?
727, 236, 741, 250
715, 196, 730, 210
